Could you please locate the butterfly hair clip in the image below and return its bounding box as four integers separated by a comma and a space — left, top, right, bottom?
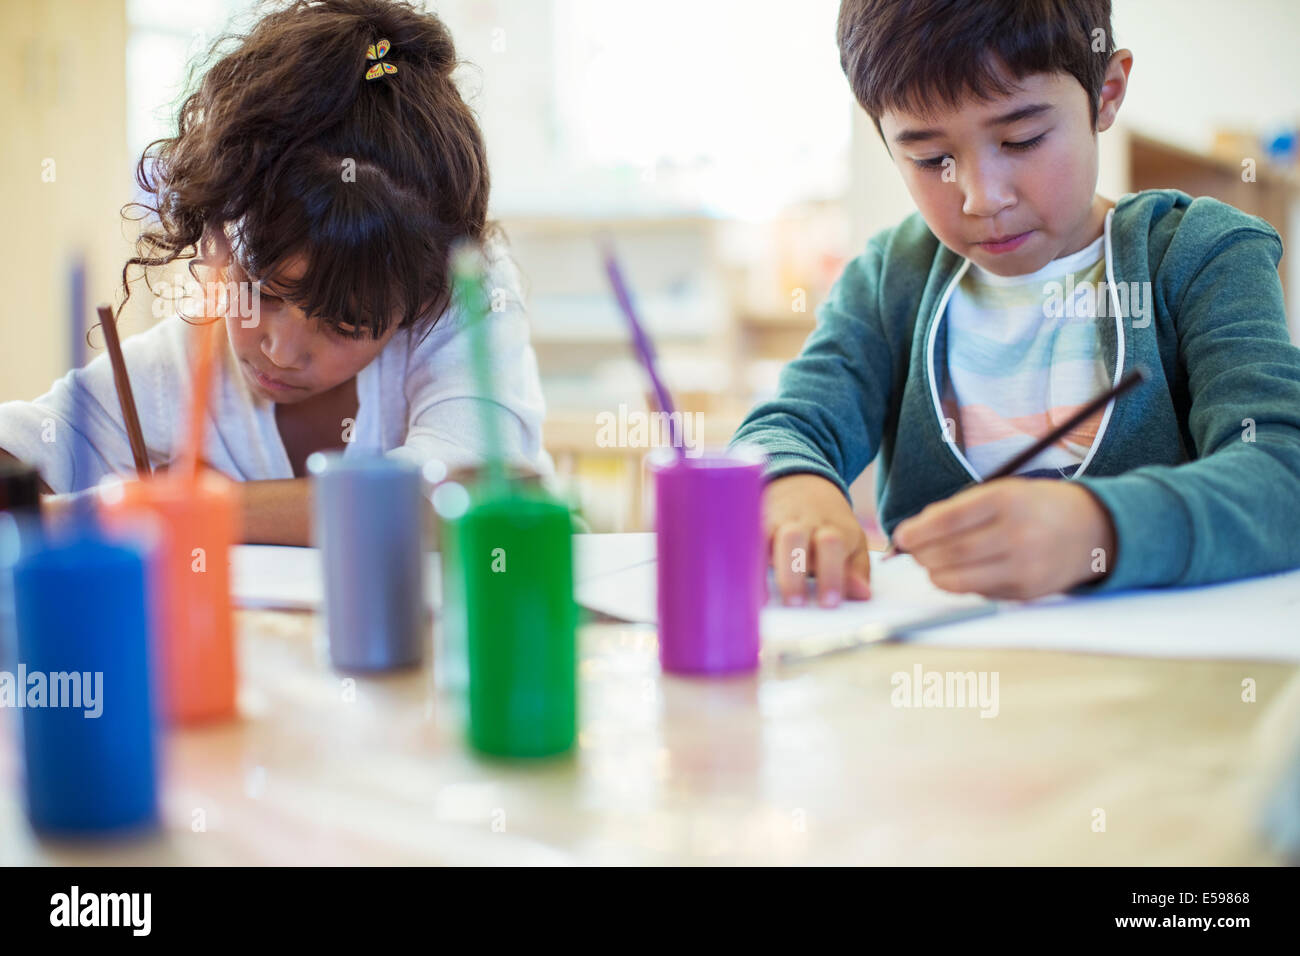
365, 38, 397, 80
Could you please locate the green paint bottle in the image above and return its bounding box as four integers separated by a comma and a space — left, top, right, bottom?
443, 242, 577, 757
456, 483, 577, 757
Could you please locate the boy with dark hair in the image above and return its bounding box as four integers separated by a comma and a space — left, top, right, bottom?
732, 0, 1300, 603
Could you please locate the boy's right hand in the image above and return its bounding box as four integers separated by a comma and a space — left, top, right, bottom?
763, 473, 872, 607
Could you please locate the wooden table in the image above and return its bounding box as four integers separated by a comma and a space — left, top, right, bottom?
2, 607, 1297, 865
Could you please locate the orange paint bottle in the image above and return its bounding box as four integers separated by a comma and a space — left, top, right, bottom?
100, 317, 238, 724
100, 469, 239, 724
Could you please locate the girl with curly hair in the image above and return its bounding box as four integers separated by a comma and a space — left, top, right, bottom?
0, 0, 550, 544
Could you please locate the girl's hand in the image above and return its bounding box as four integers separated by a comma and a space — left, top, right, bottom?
892, 478, 1117, 600
763, 473, 872, 607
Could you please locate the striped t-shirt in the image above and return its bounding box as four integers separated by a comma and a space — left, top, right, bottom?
939, 234, 1111, 479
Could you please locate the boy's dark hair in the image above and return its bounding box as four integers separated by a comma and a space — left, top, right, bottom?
123, 0, 491, 339
837, 0, 1115, 143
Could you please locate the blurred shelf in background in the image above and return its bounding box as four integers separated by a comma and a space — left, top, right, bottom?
1128, 130, 1300, 339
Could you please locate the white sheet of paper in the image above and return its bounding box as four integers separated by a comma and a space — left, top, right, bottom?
573, 532, 656, 585
231, 546, 443, 611
573, 549, 992, 642
907, 567, 1300, 662
234, 534, 1300, 662
231, 545, 325, 611
233, 533, 658, 614
574, 538, 658, 622
761, 555, 994, 650
568, 536, 1300, 662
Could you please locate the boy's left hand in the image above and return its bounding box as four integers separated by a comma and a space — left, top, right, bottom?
891, 478, 1117, 600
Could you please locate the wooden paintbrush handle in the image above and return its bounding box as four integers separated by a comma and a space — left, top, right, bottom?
96, 304, 151, 477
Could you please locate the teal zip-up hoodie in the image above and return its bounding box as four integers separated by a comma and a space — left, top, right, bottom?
730, 189, 1300, 592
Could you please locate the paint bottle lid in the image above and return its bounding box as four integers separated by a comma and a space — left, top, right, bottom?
0, 461, 41, 513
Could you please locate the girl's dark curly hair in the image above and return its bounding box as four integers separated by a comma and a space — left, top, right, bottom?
122, 0, 491, 340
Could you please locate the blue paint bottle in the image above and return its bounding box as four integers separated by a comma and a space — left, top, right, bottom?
8, 257, 158, 835
13, 526, 159, 834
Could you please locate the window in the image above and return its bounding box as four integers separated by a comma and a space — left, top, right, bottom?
126, 0, 851, 219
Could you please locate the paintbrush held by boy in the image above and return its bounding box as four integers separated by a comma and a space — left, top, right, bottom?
732, 0, 1300, 604
0, 0, 551, 546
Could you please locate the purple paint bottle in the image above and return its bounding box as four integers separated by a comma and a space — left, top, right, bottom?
650, 444, 766, 675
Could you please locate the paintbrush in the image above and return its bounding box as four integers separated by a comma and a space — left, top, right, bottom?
882, 365, 1150, 559
175, 318, 220, 484
450, 242, 508, 497
67, 256, 96, 528
601, 240, 685, 459
96, 304, 151, 477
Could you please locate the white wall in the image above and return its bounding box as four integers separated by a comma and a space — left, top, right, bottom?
1112, 0, 1300, 152
0, 0, 130, 404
